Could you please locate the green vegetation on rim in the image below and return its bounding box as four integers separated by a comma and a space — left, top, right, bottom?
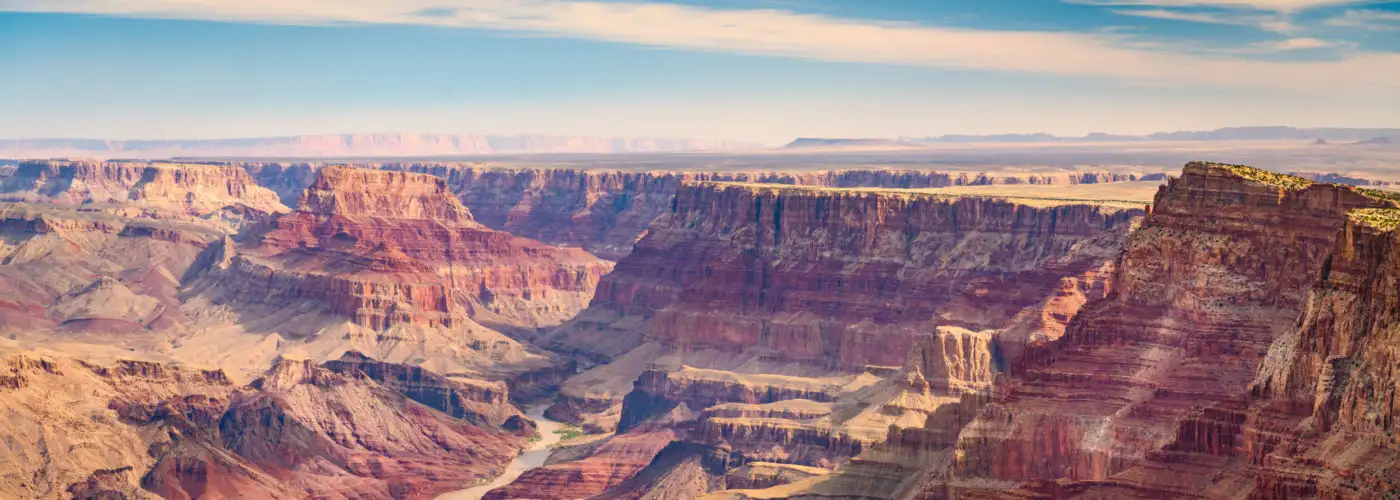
1352, 187, 1400, 205
1348, 208, 1400, 232
1193, 161, 1313, 191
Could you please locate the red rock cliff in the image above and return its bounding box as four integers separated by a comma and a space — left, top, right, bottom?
950, 162, 1399, 490
383, 164, 1162, 260
197, 166, 611, 334
1236, 209, 1400, 498
548, 181, 1140, 370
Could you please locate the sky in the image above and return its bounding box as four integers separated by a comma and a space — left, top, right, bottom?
1, 0, 1399, 145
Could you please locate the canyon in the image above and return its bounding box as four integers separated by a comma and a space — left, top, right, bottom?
0, 157, 1398, 499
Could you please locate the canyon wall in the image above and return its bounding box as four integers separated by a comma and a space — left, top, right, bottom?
385, 164, 1162, 260
547, 181, 1141, 371
947, 162, 1400, 493
0, 160, 287, 218
202, 166, 609, 332
183, 166, 611, 381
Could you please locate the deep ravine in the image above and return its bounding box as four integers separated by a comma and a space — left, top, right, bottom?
437, 402, 567, 499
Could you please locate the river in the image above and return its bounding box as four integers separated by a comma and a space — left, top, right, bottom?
436, 403, 566, 499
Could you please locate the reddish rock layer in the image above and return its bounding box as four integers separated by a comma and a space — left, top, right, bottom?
617, 368, 843, 432
385, 164, 1163, 260
951, 162, 1399, 486
547, 181, 1140, 368
197, 166, 611, 332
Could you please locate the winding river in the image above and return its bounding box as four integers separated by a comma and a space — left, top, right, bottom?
436, 403, 566, 500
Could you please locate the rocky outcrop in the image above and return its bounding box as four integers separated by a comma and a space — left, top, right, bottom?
0, 203, 224, 334
198, 166, 610, 334
617, 367, 844, 432
321, 351, 527, 429
951, 162, 1400, 486
0, 346, 532, 500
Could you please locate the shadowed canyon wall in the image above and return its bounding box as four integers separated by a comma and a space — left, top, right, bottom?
940, 162, 1400, 496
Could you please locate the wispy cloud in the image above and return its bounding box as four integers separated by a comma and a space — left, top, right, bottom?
1233, 36, 1354, 52
1325, 9, 1400, 30
1, 0, 1397, 91
1109, 7, 1297, 33
1071, 0, 1372, 13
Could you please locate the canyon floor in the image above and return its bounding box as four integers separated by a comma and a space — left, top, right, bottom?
0, 154, 1397, 499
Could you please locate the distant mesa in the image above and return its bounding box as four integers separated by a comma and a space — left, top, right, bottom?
904, 126, 1400, 143
782, 137, 915, 149
784, 127, 1400, 147
0, 133, 762, 159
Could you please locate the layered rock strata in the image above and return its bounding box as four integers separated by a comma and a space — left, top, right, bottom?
546, 181, 1140, 400
204, 167, 608, 330
947, 162, 1400, 492
1047, 202, 1400, 498
185, 166, 610, 380
385, 164, 1163, 260
0, 160, 287, 225
0, 203, 225, 334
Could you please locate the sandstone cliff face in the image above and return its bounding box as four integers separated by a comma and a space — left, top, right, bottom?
180, 167, 609, 382
385, 164, 1161, 261
1230, 211, 1400, 498
951, 162, 1400, 488
202, 166, 609, 333
548, 181, 1139, 373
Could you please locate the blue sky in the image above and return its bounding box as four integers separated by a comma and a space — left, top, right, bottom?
2, 0, 1398, 144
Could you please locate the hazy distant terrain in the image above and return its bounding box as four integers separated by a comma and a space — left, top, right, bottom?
903, 126, 1400, 143
0, 133, 761, 158
193, 141, 1400, 181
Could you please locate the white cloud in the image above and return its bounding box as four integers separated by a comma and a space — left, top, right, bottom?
1325, 9, 1400, 30
1109, 8, 1298, 33
1233, 36, 1354, 52
1, 0, 1397, 91
1071, 0, 1371, 13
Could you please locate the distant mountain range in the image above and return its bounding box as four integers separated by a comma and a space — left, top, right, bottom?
0, 133, 761, 159
782, 138, 918, 149
901, 126, 1400, 143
